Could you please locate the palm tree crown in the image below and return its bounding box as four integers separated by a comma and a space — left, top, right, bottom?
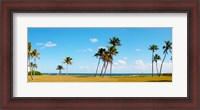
148, 44, 159, 52
101, 51, 111, 62
107, 46, 118, 56
94, 48, 106, 59
109, 36, 121, 46
32, 49, 40, 59
163, 41, 172, 54
154, 54, 161, 62
56, 65, 64, 71
56, 65, 64, 75
63, 57, 73, 65
28, 42, 32, 58
32, 63, 38, 69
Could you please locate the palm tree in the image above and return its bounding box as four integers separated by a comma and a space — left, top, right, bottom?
56, 65, 64, 75
94, 48, 106, 76
32, 49, 40, 79
159, 41, 172, 76
148, 44, 159, 76
28, 42, 33, 79
108, 37, 121, 75
154, 54, 161, 75
107, 46, 118, 76
63, 56, 73, 75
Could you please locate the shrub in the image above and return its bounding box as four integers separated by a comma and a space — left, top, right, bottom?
28, 71, 42, 75
162, 73, 172, 76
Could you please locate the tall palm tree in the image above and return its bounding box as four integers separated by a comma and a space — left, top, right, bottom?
148, 44, 159, 76
56, 65, 64, 75
28, 42, 33, 80
159, 41, 172, 76
94, 48, 106, 76
63, 56, 73, 75
107, 46, 118, 76
108, 37, 121, 75
154, 54, 161, 75
32, 49, 40, 79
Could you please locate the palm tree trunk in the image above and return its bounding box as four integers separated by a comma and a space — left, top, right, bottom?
28, 57, 30, 69
100, 62, 106, 76
110, 62, 112, 77
110, 55, 113, 76
95, 58, 101, 76
33, 68, 35, 76
66, 64, 68, 76
33, 58, 36, 79
59, 70, 61, 75
30, 66, 33, 80
159, 53, 167, 77
152, 52, 154, 77
103, 62, 109, 76
156, 62, 159, 75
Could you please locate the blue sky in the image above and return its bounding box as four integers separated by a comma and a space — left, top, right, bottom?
28, 28, 172, 73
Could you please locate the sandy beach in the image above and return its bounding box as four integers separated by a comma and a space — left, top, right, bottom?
28, 75, 172, 82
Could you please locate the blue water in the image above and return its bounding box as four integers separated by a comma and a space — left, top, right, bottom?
42, 73, 161, 76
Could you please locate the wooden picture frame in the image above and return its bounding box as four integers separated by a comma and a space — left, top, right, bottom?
1, 0, 199, 109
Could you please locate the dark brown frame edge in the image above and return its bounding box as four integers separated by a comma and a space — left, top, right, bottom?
0, 0, 199, 110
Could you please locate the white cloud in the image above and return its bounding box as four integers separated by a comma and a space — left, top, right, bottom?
37, 41, 57, 49
114, 60, 127, 66
89, 38, 98, 43
133, 60, 151, 72
36, 43, 44, 46
118, 60, 127, 65
136, 49, 142, 51
44, 41, 57, 47
83, 48, 93, 52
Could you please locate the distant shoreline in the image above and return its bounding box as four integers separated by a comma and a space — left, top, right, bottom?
41, 73, 172, 76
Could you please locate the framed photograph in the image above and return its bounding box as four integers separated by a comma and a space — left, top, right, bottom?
1, 0, 199, 109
